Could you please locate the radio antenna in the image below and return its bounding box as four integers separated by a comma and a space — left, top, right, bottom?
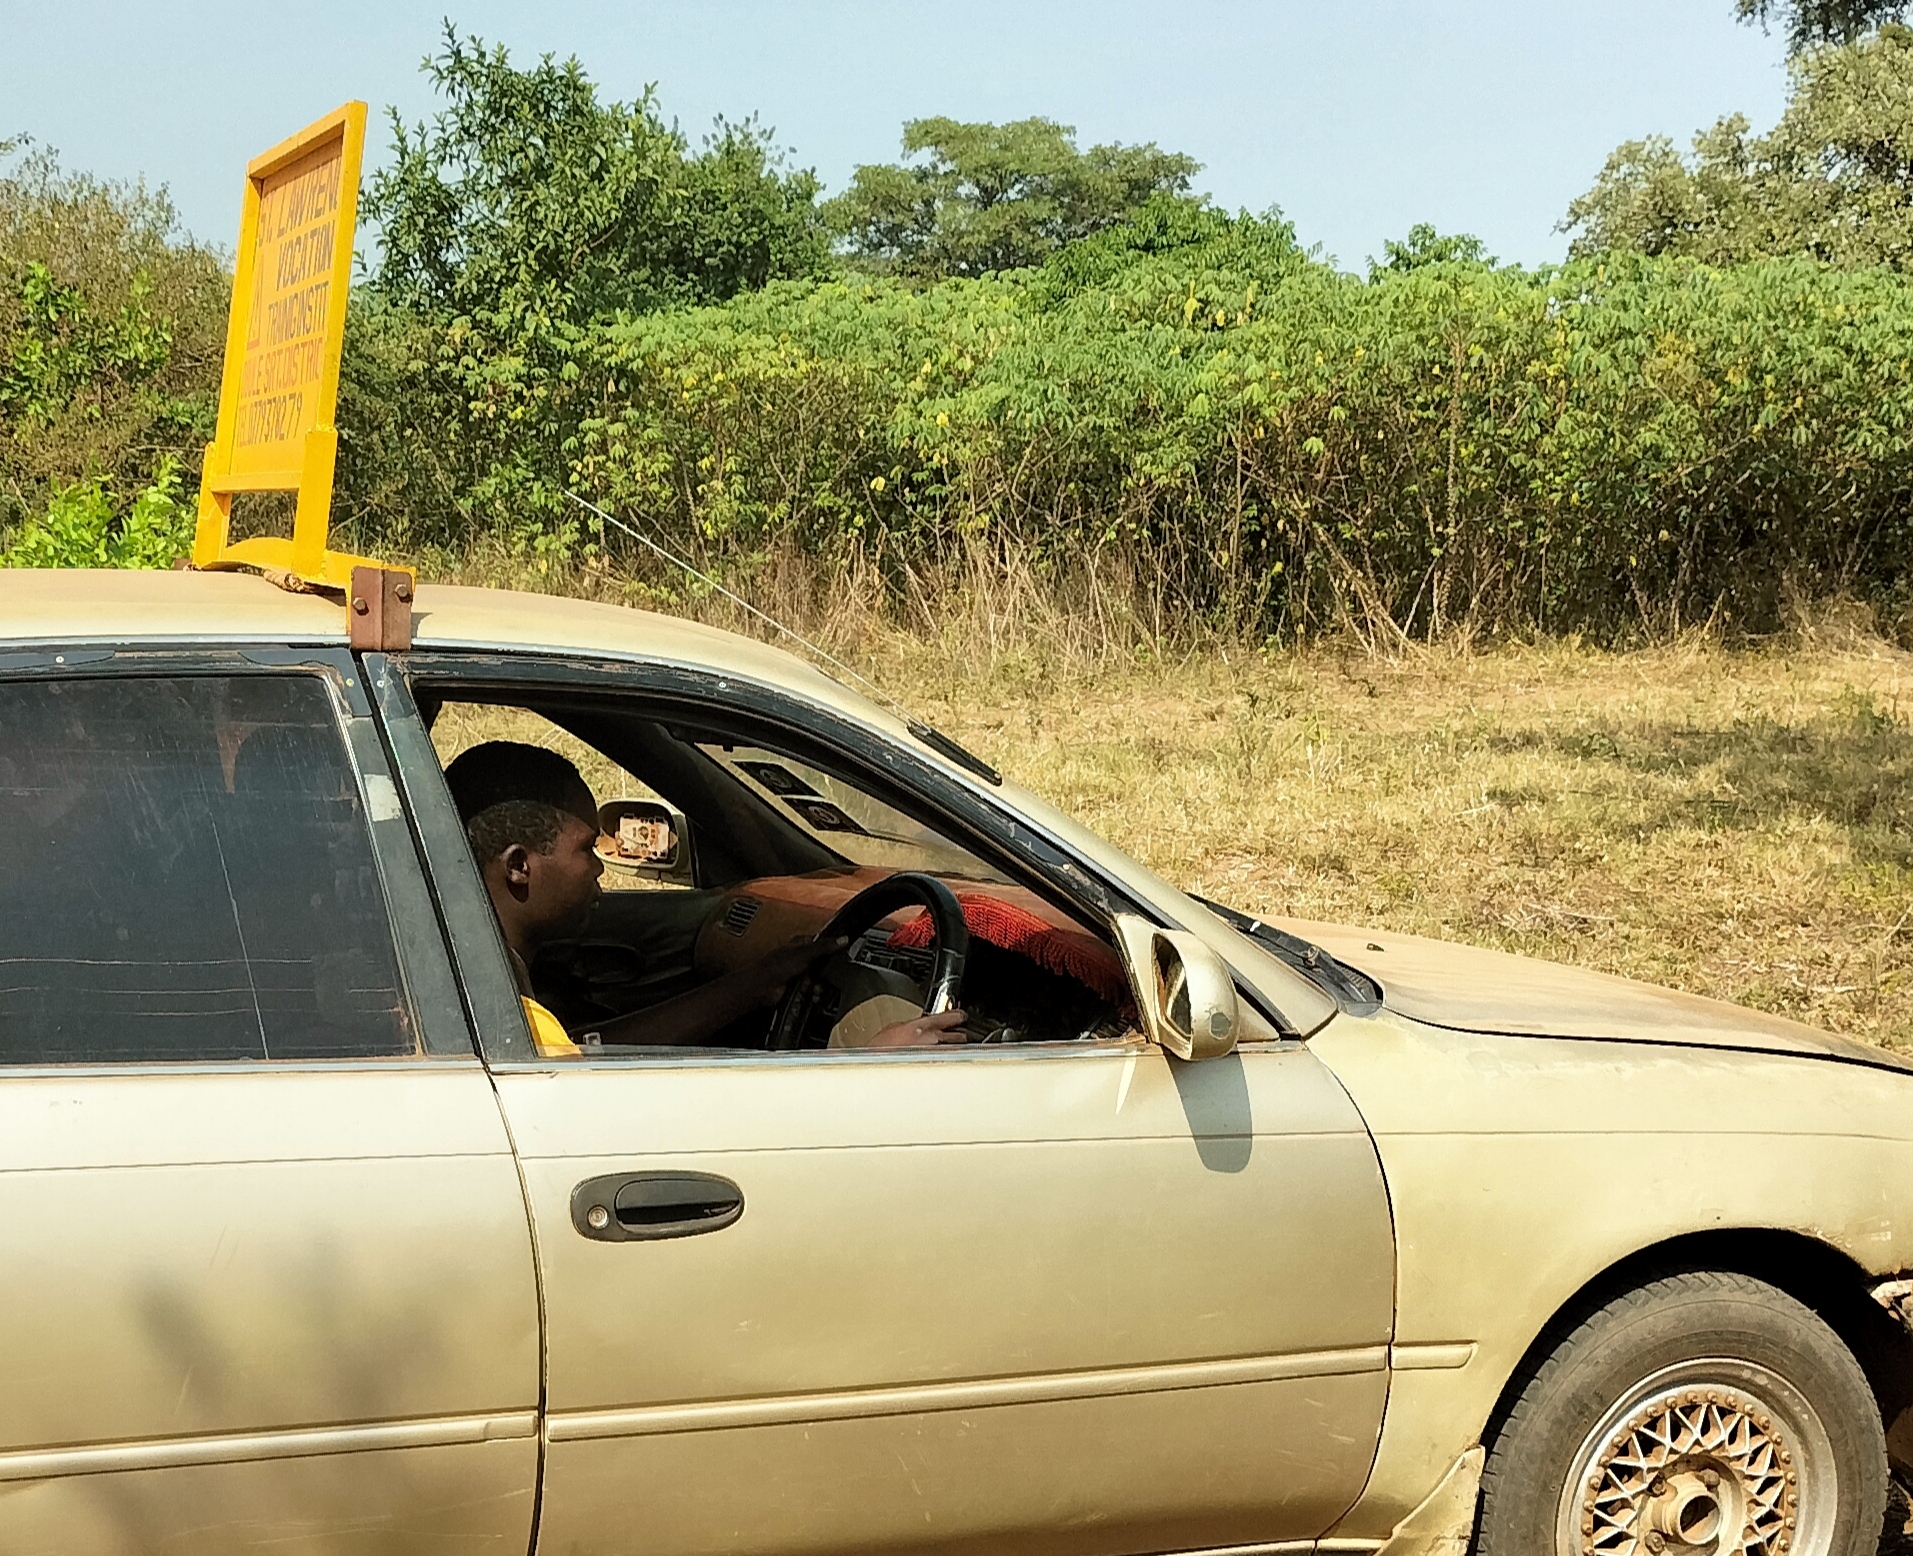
563, 488, 1001, 786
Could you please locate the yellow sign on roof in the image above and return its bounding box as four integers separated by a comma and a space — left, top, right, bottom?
193, 102, 408, 590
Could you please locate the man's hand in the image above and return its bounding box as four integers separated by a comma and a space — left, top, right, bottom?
866, 1008, 970, 1048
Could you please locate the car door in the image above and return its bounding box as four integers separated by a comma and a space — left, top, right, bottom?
375, 653, 1396, 1556
0, 654, 540, 1556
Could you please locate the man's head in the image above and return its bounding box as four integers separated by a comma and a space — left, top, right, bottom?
446, 741, 602, 956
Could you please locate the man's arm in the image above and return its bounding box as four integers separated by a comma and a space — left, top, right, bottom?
587, 936, 849, 1047
583, 936, 970, 1049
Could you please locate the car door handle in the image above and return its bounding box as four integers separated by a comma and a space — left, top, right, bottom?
570, 1172, 745, 1242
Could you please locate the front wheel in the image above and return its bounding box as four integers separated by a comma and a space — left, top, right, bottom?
1476, 1270, 1887, 1556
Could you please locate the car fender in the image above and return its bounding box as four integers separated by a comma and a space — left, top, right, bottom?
1308, 1010, 1913, 1540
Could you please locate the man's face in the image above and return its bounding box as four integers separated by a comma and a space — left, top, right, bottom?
524, 807, 604, 941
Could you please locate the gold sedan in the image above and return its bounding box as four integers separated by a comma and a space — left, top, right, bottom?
0, 567, 1906, 1556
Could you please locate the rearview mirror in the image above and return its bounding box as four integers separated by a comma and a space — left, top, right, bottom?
596, 800, 693, 884
1113, 916, 1240, 1061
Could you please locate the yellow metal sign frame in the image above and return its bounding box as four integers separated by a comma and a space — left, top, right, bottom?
193, 102, 410, 590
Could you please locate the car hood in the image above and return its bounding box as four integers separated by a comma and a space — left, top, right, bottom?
1274, 916, 1913, 1074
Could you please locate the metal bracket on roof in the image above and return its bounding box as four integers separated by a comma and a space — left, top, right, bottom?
347, 566, 414, 653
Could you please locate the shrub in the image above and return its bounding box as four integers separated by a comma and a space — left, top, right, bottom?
2, 455, 193, 569
0, 141, 224, 539
344, 208, 1913, 642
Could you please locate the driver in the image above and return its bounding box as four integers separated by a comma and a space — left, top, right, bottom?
445, 741, 967, 1054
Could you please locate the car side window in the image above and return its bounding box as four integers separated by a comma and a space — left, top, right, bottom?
399, 677, 1140, 1057
0, 673, 417, 1064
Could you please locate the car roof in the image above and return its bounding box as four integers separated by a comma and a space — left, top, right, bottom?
0, 566, 869, 720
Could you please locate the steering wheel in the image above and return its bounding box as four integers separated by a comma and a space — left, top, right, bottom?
765, 872, 971, 1050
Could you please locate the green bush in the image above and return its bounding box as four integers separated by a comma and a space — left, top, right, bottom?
15, 68, 1913, 646
339, 206, 1913, 641
0, 141, 224, 538
2, 455, 193, 569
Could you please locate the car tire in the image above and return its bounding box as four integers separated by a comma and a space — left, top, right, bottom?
1475, 1269, 1887, 1556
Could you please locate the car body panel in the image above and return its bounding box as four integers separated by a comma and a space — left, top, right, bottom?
1285, 915, 1913, 1068
494, 1039, 1395, 1554
0, 1441, 538, 1556
1309, 1011, 1913, 1539
0, 1067, 540, 1555
0, 567, 349, 645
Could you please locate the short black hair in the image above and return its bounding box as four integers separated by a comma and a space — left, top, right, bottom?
445, 742, 596, 864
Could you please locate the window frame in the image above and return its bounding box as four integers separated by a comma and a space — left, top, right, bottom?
0, 646, 477, 1072
369, 648, 1297, 1068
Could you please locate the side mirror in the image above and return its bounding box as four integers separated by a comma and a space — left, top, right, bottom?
596, 800, 694, 885
1113, 916, 1241, 1061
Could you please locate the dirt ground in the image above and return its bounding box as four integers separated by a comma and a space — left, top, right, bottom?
884, 631, 1913, 1052
1884, 1484, 1913, 1553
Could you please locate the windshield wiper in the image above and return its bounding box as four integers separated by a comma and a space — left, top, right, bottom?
1193, 896, 1383, 1016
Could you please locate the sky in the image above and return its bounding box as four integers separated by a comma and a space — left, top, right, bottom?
1, 0, 1792, 272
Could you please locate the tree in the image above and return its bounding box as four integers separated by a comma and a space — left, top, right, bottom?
1369, 223, 1493, 277
1564, 25, 1913, 268
824, 117, 1201, 279
1735, 0, 1908, 52
366, 27, 828, 325
348, 28, 829, 545
1030, 194, 1304, 313
0, 140, 223, 538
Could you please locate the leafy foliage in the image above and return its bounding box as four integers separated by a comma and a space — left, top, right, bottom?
2, 455, 192, 569
2, 261, 170, 423
1371, 223, 1493, 276
0, 140, 223, 536
1566, 26, 1913, 268
1032, 195, 1305, 301
824, 117, 1201, 278
341, 191, 1913, 641
13, 44, 1913, 647
355, 27, 831, 545
1735, 0, 1908, 51
367, 26, 829, 322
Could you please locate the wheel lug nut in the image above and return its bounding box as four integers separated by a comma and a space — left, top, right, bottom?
1702, 1469, 1720, 1488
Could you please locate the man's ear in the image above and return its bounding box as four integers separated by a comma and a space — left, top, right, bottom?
500, 842, 534, 900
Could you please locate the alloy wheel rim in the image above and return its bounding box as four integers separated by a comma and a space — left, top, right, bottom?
1555, 1359, 1837, 1556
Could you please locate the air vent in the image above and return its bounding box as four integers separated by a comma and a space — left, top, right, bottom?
722, 897, 762, 936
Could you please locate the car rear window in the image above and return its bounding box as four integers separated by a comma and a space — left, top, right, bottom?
0, 674, 415, 1063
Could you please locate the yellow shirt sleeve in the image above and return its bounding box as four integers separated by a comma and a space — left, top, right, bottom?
522, 996, 581, 1058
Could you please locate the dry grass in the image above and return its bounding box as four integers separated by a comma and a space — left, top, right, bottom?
875, 628, 1913, 1053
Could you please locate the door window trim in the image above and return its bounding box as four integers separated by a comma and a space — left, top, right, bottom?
369, 649, 1296, 1066
0, 646, 478, 1068
366, 655, 542, 1063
